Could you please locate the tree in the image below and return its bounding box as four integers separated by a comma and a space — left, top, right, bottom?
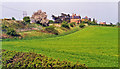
61, 23, 70, 29
93, 18, 95, 23
31, 10, 49, 26
61, 21, 70, 29
93, 18, 97, 24
12, 17, 16, 20
110, 23, 113, 26
23, 16, 30, 24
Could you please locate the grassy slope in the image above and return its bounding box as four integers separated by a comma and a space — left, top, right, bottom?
2, 26, 118, 67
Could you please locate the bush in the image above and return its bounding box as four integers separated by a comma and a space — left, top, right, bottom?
2, 24, 8, 29
70, 22, 76, 27
88, 21, 97, 25
45, 26, 59, 35
6, 28, 18, 36
62, 21, 68, 24
12, 17, 16, 20
61, 23, 70, 29
23, 16, 30, 24
79, 23, 85, 28
49, 20, 54, 24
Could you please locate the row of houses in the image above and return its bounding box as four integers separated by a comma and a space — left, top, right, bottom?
52, 13, 99, 24
70, 13, 93, 24
2, 13, 107, 25
70, 13, 109, 25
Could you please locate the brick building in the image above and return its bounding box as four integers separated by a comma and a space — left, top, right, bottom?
70, 13, 81, 24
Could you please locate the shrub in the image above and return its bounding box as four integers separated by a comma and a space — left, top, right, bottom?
6, 28, 18, 36
45, 26, 59, 35
23, 16, 30, 24
70, 23, 74, 27
62, 21, 68, 24
61, 23, 70, 29
49, 20, 54, 24
70, 22, 76, 27
2, 24, 8, 29
88, 21, 97, 25
79, 23, 85, 28
12, 17, 16, 20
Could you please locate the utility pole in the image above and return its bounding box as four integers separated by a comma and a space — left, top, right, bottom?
23, 11, 27, 18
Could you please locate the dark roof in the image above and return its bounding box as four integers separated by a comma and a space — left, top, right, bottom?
82, 17, 88, 19
70, 16, 80, 19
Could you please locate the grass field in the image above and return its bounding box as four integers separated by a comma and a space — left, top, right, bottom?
2, 26, 118, 67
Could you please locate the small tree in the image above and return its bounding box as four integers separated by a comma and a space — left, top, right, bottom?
23, 16, 30, 24
61, 21, 70, 29
12, 17, 16, 20
61, 23, 70, 29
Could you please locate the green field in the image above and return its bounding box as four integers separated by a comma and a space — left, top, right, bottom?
2, 26, 118, 67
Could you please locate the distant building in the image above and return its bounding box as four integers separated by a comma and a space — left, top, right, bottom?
100, 22, 106, 25
81, 16, 90, 22
70, 13, 81, 24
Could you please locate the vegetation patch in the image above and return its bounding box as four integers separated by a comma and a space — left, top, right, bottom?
61, 21, 70, 29
70, 22, 76, 27
2, 26, 118, 67
45, 26, 59, 35
2, 49, 87, 69
79, 23, 85, 28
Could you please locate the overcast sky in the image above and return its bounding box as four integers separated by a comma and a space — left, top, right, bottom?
0, 0, 119, 2
1, 1, 118, 24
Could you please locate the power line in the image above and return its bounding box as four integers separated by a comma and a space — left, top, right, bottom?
0, 4, 28, 19
23, 11, 27, 17
0, 4, 24, 12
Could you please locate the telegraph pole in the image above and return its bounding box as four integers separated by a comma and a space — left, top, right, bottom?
23, 11, 27, 17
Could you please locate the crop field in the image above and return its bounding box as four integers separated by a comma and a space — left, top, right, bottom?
2, 26, 118, 67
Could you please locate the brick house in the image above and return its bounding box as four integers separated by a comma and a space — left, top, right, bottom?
70, 13, 81, 24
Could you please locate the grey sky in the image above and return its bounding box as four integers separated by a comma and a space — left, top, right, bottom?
2, 2, 118, 24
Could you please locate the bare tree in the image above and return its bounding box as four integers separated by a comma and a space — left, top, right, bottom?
31, 10, 49, 26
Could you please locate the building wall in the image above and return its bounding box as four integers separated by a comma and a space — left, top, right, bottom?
70, 19, 80, 23
100, 22, 106, 25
